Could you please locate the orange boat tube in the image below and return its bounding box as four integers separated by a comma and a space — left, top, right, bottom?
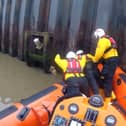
0, 83, 63, 126
112, 67, 126, 118
0, 79, 126, 125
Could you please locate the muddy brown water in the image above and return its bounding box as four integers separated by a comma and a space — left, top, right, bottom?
0, 53, 61, 102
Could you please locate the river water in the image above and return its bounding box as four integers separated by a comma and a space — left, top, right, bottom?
0, 53, 61, 102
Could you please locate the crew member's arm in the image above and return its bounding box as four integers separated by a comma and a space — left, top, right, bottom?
54, 54, 67, 72
80, 55, 87, 68
87, 38, 109, 63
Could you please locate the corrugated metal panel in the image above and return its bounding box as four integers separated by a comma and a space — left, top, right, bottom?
30, 0, 50, 31
0, 0, 3, 50
37, 0, 50, 31
68, 0, 84, 50
76, 0, 98, 53
48, 0, 72, 55
30, 0, 41, 31
18, 0, 27, 59
109, 0, 126, 68
1, 0, 11, 53
18, 0, 32, 60
95, 0, 113, 30
9, 0, 21, 56
0, 0, 126, 66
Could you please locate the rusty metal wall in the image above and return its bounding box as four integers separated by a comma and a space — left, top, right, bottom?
1, 0, 11, 53
18, 0, 33, 60
9, 0, 21, 56
0, 0, 126, 65
0, 0, 2, 50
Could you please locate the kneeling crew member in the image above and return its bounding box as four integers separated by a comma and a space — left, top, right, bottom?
55, 51, 89, 96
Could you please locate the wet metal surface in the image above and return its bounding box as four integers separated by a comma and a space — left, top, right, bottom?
0, 0, 126, 65
9, 0, 21, 56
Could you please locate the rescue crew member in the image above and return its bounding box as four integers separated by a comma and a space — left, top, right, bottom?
76, 50, 99, 95
76, 50, 84, 60
87, 28, 119, 102
54, 51, 89, 96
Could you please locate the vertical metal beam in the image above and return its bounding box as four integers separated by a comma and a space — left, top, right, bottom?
77, 0, 98, 53
1, 0, 11, 53
95, 0, 113, 31
9, 0, 21, 56
18, 0, 33, 60
68, 0, 84, 50
0, 0, 3, 51
30, 0, 40, 31
18, 0, 27, 59
48, 0, 59, 32
48, 0, 73, 54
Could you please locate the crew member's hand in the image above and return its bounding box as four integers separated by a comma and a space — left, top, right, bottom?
86, 54, 93, 60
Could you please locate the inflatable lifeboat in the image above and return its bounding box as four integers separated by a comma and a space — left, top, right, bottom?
0, 67, 126, 126
49, 95, 126, 126
112, 67, 126, 119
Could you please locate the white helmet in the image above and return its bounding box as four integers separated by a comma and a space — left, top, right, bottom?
66, 51, 76, 59
94, 28, 105, 38
76, 50, 84, 55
